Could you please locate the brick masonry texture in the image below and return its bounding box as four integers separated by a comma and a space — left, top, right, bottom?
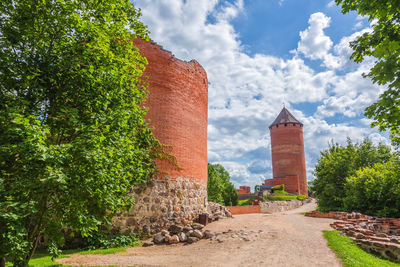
228, 206, 261, 215
112, 39, 208, 233
306, 211, 400, 262
266, 123, 308, 195
134, 38, 208, 182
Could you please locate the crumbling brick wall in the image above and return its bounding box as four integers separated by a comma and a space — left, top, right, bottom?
113, 39, 208, 233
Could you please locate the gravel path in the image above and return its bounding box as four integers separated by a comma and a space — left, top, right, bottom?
59, 200, 342, 267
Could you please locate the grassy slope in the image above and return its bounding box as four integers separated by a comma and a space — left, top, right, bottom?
6, 247, 128, 267
323, 230, 400, 267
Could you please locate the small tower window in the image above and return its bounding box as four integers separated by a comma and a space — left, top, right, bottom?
293, 123, 296, 126
284, 123, 287, 127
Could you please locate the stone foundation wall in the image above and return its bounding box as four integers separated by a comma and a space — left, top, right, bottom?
113, 177, 207, 234
259, 200, 305, 213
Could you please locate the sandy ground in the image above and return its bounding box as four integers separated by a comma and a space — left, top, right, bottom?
59, 200, 342, 267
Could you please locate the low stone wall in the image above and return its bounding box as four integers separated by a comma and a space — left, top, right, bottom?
227, 205, 261, 215
112, 177, 207, 234
259, 200, 305, 213
307, 211, 400, 262
227, 199, 308, 215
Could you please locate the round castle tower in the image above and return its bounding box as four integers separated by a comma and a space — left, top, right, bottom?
113, 39, 208, 233
265, 107, 308, 195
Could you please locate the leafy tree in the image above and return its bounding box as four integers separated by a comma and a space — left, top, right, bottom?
313, 138, 391, 212
335, 0, 400, 147
207, 163, 238, 206
207, 164, 224, 204
0, 0, 157, 265
344, 157, 400, 218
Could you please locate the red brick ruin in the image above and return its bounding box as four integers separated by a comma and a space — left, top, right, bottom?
112, 39, 208, 233
264, 108, 308, 195
133, 39, 208, 183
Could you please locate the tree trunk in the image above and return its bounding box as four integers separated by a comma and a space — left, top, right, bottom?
0, 257, 5, 267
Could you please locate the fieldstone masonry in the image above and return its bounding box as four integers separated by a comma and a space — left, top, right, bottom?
113, 177, 207, 234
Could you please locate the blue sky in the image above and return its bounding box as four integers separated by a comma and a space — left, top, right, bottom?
133, 0, 389, 190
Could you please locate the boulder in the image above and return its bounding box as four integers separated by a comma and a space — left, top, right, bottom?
183, 226, 193, 232
169, 235, 179, 244
142, 241, 154, 247
178, 232, 187, 242
192, 223, 204, 230
203, 230, 214, 239
161, 229, 169, 235
187, 237, 199, 244
164, 234, 171, 242
192, 229, 203, 239
153, 233, 164, 244
169, 225, 183, 234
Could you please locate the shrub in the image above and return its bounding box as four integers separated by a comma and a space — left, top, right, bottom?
82, 232, 139, 250
344, 160, 400, 218
297, 195, 307, 201
273, 190, 288, 195
265, 195, 298, 201
313, 139, 392, 212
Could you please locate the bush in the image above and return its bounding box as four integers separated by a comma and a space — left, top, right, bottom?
313, 139, 392, 212
265, 195, 298, 201
207, 163, 238, 206
344, 160, 400, 218
297, 195, 307, 201
273, 190, 288, 195
82, 232, 139, 250
238, 196, 257, 206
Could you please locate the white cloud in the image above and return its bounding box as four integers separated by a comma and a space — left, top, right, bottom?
327, 1, 335, 8
297, 12, 333, 61
134, 1, 389, 187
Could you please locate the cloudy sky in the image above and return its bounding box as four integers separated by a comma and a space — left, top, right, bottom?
133, 0, 389, 190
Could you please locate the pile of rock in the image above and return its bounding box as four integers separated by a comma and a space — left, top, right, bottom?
332, 220, 400, 262
142, 223, 215, 247
306, 211, 400, 262
207, 202, 232, 222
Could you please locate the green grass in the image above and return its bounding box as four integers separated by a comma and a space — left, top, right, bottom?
266, 195, 298, 201
273, 189, 288, 195
323, 230, 400, 267
5, 247, 129, 267
238, 196, 257, 206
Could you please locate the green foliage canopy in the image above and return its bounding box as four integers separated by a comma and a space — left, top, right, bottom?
312, 138, 392, 212
207, 163, 238, 206
0, 0, 157, 265
345, 159, 400, 218
335, 0, 400, 147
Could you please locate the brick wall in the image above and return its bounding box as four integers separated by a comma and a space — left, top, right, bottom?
227, 206, 261, 215
269, 123, 307, 195
113, 39, 208, 233
133, 39, 208, 183
237, 185, 251, 195
264, 175, 300, 194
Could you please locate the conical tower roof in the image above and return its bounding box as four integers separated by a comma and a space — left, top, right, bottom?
269, 107, 302, 128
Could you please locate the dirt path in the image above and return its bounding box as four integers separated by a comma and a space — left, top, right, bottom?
59, 200, 342, 267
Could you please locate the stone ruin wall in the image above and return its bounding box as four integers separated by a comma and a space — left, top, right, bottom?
307, 211, 400, 262
113, 39, 208, 234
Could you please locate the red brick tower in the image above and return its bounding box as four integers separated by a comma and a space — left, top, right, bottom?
133, 39, 208, 183
265, 108, 308, 195
113, 39, 208, 233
